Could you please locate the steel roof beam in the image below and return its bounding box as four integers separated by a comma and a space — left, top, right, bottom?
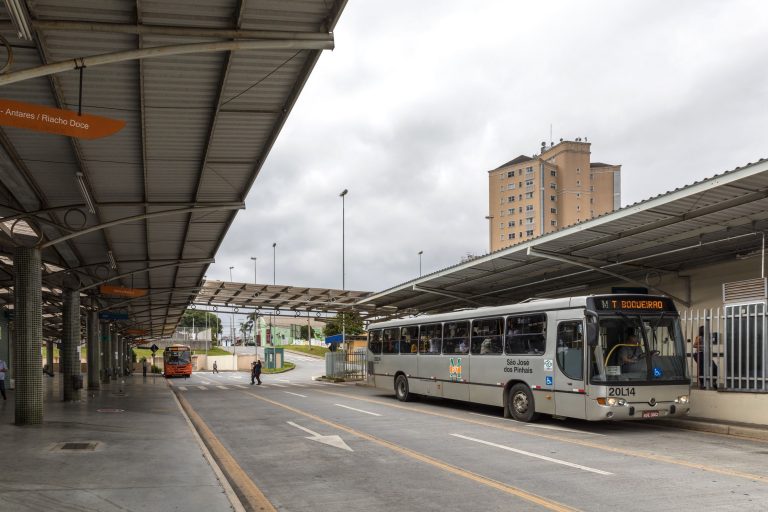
78, 258, 214, 292
31, 20, 335, 41
527, 247, 690, 306
0, 39, 334, 87
40, 204, 244, 248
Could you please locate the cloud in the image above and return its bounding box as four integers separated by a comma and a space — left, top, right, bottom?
209, 0, 768, 294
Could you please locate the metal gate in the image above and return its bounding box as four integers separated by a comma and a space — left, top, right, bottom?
681, 304, 767, 392
325, 350, 367, 380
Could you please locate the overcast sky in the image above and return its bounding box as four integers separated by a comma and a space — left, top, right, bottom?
207, 0, 768, 295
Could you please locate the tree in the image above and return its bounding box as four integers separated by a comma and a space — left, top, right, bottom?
179, 310, 222, 345
323, 311, 364, 337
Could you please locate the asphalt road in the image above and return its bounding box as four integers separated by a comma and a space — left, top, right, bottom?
171, 353, 768, 512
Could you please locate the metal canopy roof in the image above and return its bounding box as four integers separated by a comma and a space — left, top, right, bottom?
0, 0, 347, 339
359, 158, 768, 316
194, 280, 374, 317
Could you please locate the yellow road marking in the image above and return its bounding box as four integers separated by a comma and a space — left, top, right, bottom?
244, 391, 580, 512
315, 389, 768, 484
176, 392, 276, 512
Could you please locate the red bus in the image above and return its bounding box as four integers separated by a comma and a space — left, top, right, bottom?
163, 344, 192, 378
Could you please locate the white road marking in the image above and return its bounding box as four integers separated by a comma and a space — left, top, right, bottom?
217, 385, 229, 390
450, 434, 612, 475
285, 391, 307, 398
235, 385, 248, 389
200, 380, 213, 385
334, 404, 382, 417
278, 379, 291, 382
270, 383, 288, 388
196, 386, 207, 390
525, 424, 606, 436
466, 413, 605, 436
178, 386, 188, 391
286, 421, 353, 452
229, 375, 243, 380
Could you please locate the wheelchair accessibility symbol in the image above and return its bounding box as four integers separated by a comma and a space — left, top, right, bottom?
545, 376, 553, 386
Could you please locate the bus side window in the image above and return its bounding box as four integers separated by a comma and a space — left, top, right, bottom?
556, 321, 583, 381
506, 314, 546, 355
368, 330, 382, 354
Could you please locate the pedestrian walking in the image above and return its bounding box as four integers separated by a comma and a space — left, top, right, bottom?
212, 360, 218, 374
251, 358, 262, 385
0, 357, 7, 400
142, 358, 148, 377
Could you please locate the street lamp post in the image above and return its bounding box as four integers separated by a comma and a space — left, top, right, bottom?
272, 243, 276, 285
250, 256, 258, 356
485, 215, 494, 252
229, 266, 235, 349
418, 250, 423, 277
339, 189, 348, 347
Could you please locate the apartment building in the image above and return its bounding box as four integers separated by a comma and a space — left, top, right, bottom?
487, 139, 620, 252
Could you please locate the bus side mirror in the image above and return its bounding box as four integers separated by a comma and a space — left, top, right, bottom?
585, 310, 598, 346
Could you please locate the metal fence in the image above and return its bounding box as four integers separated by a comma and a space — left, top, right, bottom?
681, 304, 767, 392
325, 350, 367, 380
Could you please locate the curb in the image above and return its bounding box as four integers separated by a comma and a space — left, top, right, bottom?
659, 419, 768, 441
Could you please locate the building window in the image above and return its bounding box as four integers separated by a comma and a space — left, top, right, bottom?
590, 198, 594, 204
525, 179, 534, 187
508, 208, 515, 215
591, 210, 595, 217
499, 222, 504, 229
518, 206, 523, 213
525, 205, 534, 211
550, 170, 557, 177
508, 221, 514, 227
518, 169, 523, 176
518, 181, 523, 188
576, 193, 581, 198
507, 196, 514, 203
526, 166, 533, 174
525, 217, 534, 224
550, 208, 557, 214
508, 233, 515, 240
525, 192, 534, 199
589, 186, 594, 192
577, 205, 581, 211
550, 182, 557, 189
551, 220, 557, 227
576, 180, 581, 186
550, 195, 556, 201
500, 234, 504, 241
508, 183, 516, 190
526, 230, 534, 237
577, 167, 581, 173
507, 171, 513, 178
518, 194, 522, 201
519, 219, 523, 225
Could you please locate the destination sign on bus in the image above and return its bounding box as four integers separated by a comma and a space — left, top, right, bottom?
590, 295, 674, 312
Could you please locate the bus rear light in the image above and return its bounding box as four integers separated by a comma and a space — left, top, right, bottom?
675, 395, 689, 404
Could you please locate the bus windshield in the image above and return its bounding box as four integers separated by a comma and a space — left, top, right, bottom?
166, 349, 191, 365
591, 313, 687, 384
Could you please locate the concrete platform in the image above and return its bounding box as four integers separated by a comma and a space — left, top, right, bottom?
0, 373, 237, 512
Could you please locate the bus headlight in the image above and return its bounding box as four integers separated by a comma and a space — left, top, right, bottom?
675, 395, 689, 404
599, 397, 627, 407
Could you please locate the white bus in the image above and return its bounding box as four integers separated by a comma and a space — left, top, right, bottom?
367, 294, 691, 422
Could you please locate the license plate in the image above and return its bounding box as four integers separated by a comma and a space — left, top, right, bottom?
642, 410, 660, 418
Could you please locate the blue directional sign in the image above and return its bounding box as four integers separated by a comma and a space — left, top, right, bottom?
98, 311, 129, 321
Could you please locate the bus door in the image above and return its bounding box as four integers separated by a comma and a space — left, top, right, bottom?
553, 318, 587, 419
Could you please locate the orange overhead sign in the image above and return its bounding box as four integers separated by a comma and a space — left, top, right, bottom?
0, 99, 125, 139
99, 285, 147, 298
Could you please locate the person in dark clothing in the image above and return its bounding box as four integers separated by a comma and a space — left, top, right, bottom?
251, 358, 262, 385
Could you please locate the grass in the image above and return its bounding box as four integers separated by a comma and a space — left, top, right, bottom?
280, 344, 328, 357
194, 347, 231, 356
262, 361, 295, 374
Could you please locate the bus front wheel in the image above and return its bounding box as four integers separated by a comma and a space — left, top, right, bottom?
395, 375, 411, 402
509, 383, 539, 422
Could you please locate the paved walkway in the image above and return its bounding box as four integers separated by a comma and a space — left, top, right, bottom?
0, 373, 237, 512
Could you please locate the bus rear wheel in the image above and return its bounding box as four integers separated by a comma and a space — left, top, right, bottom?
509, 383, 539, 422
395, 374, 411, 402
